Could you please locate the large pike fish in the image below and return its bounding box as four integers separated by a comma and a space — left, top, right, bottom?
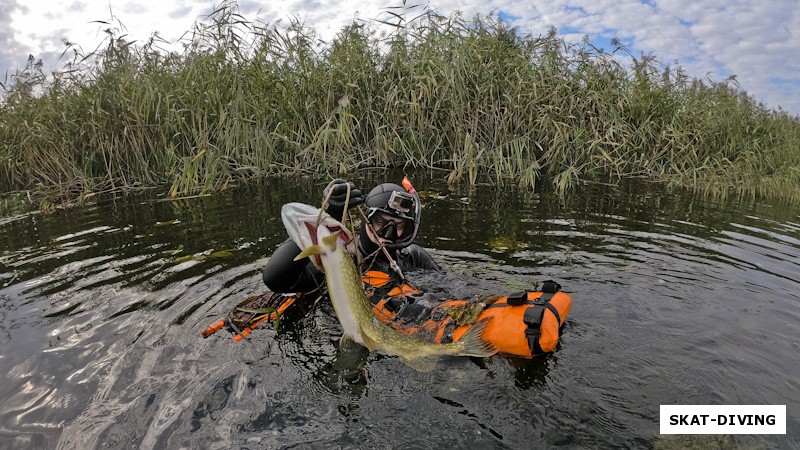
281, 202, 497, 370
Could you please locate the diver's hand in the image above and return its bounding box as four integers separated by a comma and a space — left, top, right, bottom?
323, 178, 363, 219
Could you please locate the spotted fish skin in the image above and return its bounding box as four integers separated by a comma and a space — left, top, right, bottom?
294, 221, 497, 366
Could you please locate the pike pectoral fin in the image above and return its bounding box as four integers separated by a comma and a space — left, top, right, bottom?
335, 336, 370, 369
338, 335, 364, 352
294, 245, 322, 261
321, 230, 341, 249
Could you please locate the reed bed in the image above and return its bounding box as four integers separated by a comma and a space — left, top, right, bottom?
1, 1, 799, 205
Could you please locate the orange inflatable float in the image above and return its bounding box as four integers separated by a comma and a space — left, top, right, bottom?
363, 271, 571, 357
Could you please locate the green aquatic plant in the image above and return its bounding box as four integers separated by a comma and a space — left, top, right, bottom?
172, 248, 236, 263
163, 245, 185, 256
209, 249, 236, 259
487, 236, 530, 252
1, 1, 798, 206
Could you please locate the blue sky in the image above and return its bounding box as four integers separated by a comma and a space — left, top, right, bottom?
2, 0, 799, 115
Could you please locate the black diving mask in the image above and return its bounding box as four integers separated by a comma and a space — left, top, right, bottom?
375, 219, 399, 241
361, 180, 422, 251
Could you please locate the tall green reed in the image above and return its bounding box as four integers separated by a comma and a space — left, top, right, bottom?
1, 0, 798, 206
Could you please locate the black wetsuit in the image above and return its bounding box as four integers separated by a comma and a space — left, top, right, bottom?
261, 237, 440, 295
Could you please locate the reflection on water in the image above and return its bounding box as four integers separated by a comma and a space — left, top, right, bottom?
1, 175, 798, 449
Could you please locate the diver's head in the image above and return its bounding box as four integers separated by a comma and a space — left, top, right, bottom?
358, 182, 421, 254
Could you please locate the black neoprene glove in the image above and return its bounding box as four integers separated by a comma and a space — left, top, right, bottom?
323, 178, 363, 219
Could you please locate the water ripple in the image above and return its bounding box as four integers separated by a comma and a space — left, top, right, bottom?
1, 180, 799, 449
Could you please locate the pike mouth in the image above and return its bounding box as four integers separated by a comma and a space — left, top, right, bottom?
281, 202, 353, 256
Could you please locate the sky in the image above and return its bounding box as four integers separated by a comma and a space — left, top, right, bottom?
1, 0, 799, 116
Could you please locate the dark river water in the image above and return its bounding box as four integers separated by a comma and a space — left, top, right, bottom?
0, 172, 798, 449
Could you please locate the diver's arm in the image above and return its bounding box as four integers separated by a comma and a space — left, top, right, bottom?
261, 239, 325, 293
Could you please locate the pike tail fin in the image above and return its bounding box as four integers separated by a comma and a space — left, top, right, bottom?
454, 317, 497, 358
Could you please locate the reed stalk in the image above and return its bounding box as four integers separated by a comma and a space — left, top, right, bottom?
1, 1, 798, 206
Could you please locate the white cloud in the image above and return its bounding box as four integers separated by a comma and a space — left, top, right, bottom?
0, 0, 797, 114
490, 0, 800, 114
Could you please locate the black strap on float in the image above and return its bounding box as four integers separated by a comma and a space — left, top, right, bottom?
523, 280, 562, 355
541, 280, 561, 294
506, 292, 527, 306
493, 281, 563, 308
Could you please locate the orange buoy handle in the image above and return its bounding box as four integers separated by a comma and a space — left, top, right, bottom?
201, 319, 226, 338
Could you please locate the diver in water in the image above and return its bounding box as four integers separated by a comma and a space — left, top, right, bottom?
261, 178, 440, 296
261, 179, 441, 387
216, 177, 569, 364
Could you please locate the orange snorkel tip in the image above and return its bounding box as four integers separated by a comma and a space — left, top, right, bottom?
402, 176, 416, 194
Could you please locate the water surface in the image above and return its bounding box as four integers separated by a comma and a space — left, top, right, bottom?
1, 174, 798, 448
